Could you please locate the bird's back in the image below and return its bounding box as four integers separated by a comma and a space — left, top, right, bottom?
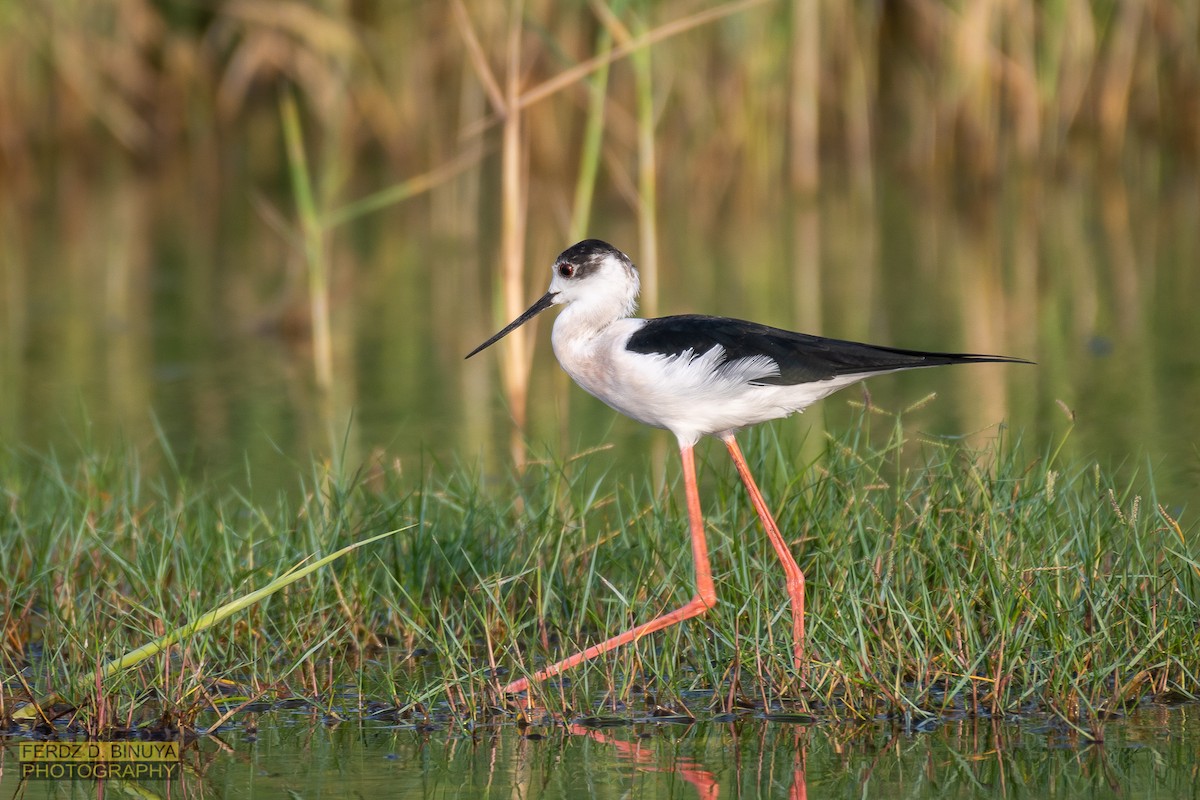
626, 315, 1026, 386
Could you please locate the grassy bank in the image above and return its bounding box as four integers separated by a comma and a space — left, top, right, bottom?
1, 415, 1196, 739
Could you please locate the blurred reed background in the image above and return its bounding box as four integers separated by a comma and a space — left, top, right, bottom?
0, 0, 1196, 501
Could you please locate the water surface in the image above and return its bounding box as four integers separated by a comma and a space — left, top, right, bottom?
4, 705, 1196, 798
3, 164, 1197, 510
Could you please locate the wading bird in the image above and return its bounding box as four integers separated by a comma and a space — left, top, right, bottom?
467, 240, 1027, 695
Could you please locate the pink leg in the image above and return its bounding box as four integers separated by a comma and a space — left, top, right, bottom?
503, 444, 717, 695
722, 434, 805, 674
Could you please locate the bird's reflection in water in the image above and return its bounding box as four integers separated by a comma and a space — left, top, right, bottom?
563, 721, 808, 800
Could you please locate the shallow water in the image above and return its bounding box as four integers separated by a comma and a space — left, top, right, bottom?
2, 161, 1198, 510
4, 704, 1197, 799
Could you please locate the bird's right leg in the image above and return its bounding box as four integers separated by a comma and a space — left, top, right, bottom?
502, 444, 717, 695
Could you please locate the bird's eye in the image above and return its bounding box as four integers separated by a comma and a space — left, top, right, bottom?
557, 263, 574, 279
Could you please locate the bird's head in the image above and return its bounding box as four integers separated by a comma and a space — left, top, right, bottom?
466, 240, 640, 358
547, 239, 640, 311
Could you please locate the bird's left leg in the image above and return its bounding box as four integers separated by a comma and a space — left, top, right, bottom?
721, 433, 805, 675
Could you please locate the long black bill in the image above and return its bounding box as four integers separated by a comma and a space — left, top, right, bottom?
465, 291, 558, 359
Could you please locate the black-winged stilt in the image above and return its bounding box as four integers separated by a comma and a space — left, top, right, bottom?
468, 239, 1028, 695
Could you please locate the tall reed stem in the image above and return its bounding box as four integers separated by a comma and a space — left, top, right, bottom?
280, 92, 334, 397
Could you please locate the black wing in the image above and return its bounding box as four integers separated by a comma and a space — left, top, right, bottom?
625, 315, 1029, 386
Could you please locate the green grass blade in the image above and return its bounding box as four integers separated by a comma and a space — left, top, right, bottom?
12, 527, 408, 721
